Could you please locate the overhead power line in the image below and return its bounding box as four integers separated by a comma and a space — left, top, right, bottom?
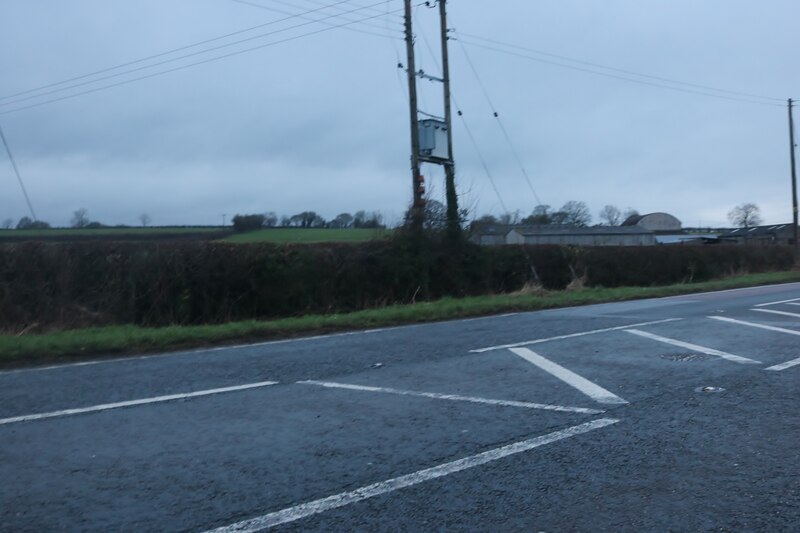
455, 37, 542, 206
413, 14, 510, 214
230, 0, 402, 38
454, 32, 784, 108
0, 123, 37, 220
456, 109, 510, 216
0, 2, 410, 115
457, 31, 784, 103
412, 9, 510, 215
0, 1, 396, 110
0, 0, 355, 104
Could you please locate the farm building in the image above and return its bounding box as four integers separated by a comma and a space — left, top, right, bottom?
469, 223, 510, 245
622, 212, 682, 232
654, 234, 719, 245
506, 225, 655, 246
470, 224, 656, 246
719, 224, 798, 246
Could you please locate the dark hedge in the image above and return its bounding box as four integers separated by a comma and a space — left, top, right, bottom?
0, 239, 793, 331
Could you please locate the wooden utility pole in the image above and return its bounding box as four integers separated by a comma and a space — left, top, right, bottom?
404, 0, 424, 231
439, 0, 459, 239
790, 99, 798, 256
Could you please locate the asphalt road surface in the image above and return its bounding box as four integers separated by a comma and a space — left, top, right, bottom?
2, 282, 800, 532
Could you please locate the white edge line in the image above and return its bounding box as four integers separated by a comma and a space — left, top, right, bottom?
752, 308, 800, 319
0, 328, 391, 376
508, 347, 628, 405
0, 313, 530, 377
788, 303, 800, 307
709, 316, 800, 337
625, 329, 760, 365
7, 282, 800, 376
457, 312, 519, 323
766, 358, 800, 371
0, 381, 278, 425
299, 380, 604, 415
658, 281, 800, 299
754, 297, 800, 307
203, 418, 620, 532
470, 318, 683, 353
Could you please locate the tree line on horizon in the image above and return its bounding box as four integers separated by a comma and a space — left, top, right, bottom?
471, 202, 640, 229
232, 210, 385, 232
1, 202, 769, 232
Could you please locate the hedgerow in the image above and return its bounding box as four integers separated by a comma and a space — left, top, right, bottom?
0, 237, 792, 331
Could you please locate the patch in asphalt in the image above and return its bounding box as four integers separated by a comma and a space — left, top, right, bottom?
659, 352, 711, 362
694, 386, 726, 393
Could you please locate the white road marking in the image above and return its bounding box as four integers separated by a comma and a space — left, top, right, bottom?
203, 418, 619, 532
788, 303, 800, 307
470, 318, 682, 353
299, 380, 604, 414
709, 316, 800, 337
752, 308, 800, 319
457, 312, 519, 323
765, 358, 800, 372
754, 297, 800, 307
0, 313, 529, 377
0, 381, 278, 425
625, 329, 760, 365
508, 347, 628, 405
0, 329, 391, 375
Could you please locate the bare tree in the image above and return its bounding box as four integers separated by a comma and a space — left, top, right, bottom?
139, 213, 151, 227
310, 214, 326, 228
71, 208, 90, 228
330, 213, 354, 228
559, 201, 592, 227
598, 205, 622, 226
17, 216, 50, 229
364, 211, 383, 228
622, 208, 640, 221
353, 210, 383, 228
521, 204, 551, 225
424, 200, 448, 231
263, 212, 278, 227
290, 211, 324, 228
1, 218, 12, 229
497, 210, 521, 226
472, 214, 498, 225
728, 203, 762, 228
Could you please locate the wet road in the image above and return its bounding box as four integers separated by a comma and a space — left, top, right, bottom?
2, 282, 800, 531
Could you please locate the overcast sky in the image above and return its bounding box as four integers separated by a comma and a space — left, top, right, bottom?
1, 0, 798, 228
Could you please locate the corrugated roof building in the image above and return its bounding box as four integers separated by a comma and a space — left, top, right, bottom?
506, 225, 655, 246
622, 212, 682, 233
720, 224, 798, 246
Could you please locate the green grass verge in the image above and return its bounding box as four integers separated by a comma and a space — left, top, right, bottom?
2, 270, 799, 367
221, 228, 391, 243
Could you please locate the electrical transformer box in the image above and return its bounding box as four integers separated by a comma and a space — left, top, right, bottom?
418, 119, 449, 160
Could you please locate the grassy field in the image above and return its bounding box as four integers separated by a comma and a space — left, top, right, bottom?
2, 270, 799, 366
0, 227, 225, 239
222, 228, 391, 243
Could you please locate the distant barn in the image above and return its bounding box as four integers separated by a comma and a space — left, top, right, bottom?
469, 224, 655, 246
506, 225, 655, 246
622, 212, 682, 232
721, 224, 798, 246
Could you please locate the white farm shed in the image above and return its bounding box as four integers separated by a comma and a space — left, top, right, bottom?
506, 226, 655, 246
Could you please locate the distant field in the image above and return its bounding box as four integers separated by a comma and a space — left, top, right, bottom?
0, 227, 227, 242
0, 226, 390, 243
222, 228, 391, 244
